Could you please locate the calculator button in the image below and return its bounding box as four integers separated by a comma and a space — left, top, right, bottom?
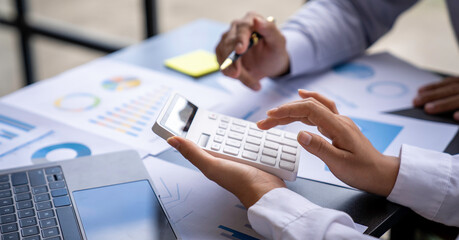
225, 139, 241, 148
267, 128, 282, 136
282, 145, 297, 155
223, 146, 239, 156
221, 116, 230, 123
246, 136, 261, 145
284, 132, 297, 140
232, 119, 247, 127
264, 141, 279, 150
216, 129, 226, 136
242, 151, 258, 161
260, 156, 276, 166
219, 122, 228, 129
213, 135, 223, 143
283, 139, 298, 148
248, 129, 263, 138
208, 113, 217, 120
228, 132, 244, 141
244, 143, 259, 153
211, 143, 221, 151
262, 148, 278, 158
265, 134, 283, 144
280, 161, 295, 171
230, 125, 245, 134
281, 153, 296, 163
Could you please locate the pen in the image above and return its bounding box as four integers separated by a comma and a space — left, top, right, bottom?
220, 16, 275, 71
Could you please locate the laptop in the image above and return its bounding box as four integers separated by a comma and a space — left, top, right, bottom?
0, 150, 180, 240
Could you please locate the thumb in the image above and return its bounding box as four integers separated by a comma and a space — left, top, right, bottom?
297, 131, 342, 165
253, 17, 280, 45
167, 136, 215, 172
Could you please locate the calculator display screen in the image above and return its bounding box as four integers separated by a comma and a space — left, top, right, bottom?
160, 94, 198, 136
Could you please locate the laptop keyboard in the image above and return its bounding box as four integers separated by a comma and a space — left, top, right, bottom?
0, 167, 81, 240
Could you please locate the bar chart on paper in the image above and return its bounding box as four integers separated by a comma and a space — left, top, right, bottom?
89, 85, 171, 138
0, 112, 53, 159
0, 104, 131, 170
1, 59, 230, 155
0, 114, 35, 141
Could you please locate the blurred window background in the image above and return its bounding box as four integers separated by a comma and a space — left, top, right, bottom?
0, 0, 457, 97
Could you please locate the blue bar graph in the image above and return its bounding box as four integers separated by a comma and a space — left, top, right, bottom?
0, 130, 54, 158
0, 114, 35, 132
0, 129, 17, 140
218, 225, 259, 240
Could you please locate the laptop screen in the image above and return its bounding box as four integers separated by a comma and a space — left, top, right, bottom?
73, 180, 177, 240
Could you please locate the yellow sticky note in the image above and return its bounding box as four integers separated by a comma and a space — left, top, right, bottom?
164, 50, 220, 78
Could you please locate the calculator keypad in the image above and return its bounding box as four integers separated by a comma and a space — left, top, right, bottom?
208, 115, 299, 173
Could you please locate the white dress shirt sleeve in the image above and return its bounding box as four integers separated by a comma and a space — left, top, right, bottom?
248, 188, 376, 240
387, 144, 459, 227
281, 0, 417, 77
248, 144, 459, 239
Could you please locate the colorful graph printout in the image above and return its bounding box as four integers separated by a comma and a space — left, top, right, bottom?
54, 93, 100, 112
0, 59, 231, 155
89, 85, 171, 137
102, 76, 141, 91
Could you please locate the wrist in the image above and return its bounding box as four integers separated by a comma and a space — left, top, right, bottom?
238, 183, 285, 209
376, 155, 401, 197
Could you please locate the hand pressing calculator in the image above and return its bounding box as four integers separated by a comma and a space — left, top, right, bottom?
152, 93, 300, 181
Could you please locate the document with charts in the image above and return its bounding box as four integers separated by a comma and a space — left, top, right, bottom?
218, 52, 442, 116
1, 59, 230, 155
0, 103, 131, 170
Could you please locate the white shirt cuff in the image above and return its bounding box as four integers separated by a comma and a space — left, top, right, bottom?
282, 29, 316, 77
387, 144, 452, 221
248, 187, 356, 239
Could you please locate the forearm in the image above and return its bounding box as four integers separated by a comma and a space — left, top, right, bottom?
388, 144, 459, 227
248, 188, 376, 240
281, 0, 417, 76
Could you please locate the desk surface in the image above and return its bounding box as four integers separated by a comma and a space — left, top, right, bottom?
110, 19, 459, 237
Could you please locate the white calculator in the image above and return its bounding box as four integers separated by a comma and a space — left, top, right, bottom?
152, 93, 300, 181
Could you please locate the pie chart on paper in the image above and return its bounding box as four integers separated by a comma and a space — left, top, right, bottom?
102, 76, 141, 91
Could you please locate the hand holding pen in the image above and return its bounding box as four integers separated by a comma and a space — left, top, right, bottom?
215, 12, 290, 91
